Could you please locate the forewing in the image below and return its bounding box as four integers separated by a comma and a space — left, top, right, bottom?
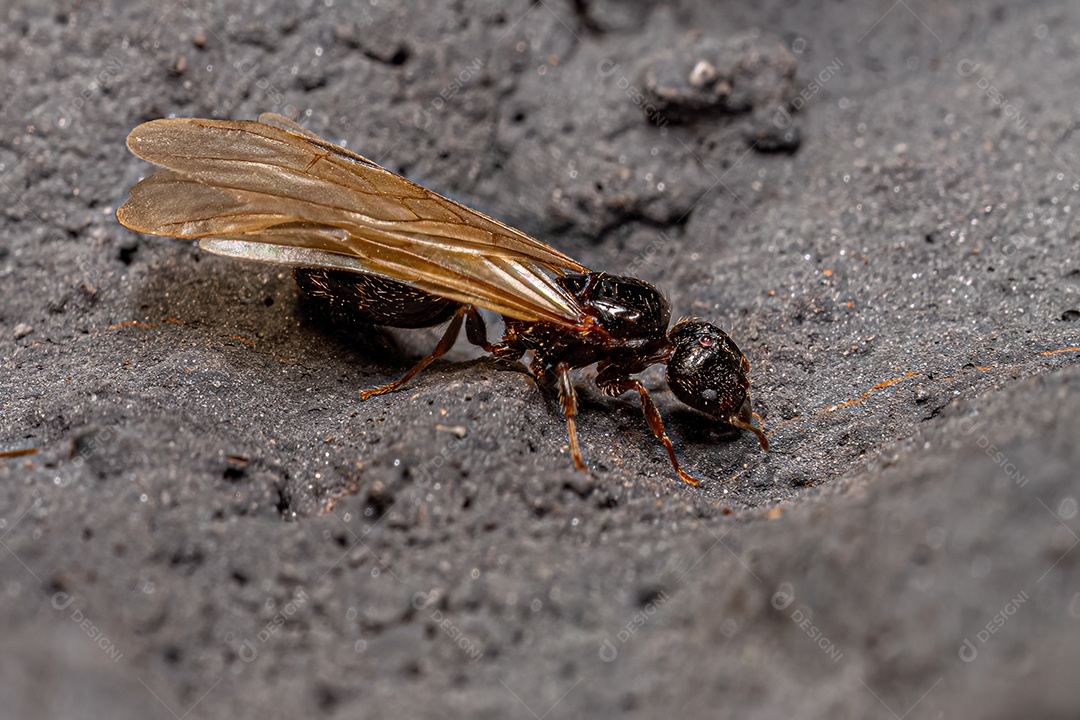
117, 115, 589, 324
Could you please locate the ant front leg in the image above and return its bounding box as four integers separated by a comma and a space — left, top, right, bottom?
729, 396, 770, 451
555, 362, 587, 471
603, 376, 702, 487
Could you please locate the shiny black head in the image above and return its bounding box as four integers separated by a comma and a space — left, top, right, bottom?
665, 318, 769, 449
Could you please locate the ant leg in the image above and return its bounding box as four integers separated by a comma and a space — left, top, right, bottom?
618, 379, 702, 487
730, 417, 770, 451
731, 396, 770, 451
358, 307, 465, 400
555, 362, 587, 471
464, 307, 493, 352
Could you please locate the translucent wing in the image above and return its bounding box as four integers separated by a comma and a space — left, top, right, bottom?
117, 114, 590, 325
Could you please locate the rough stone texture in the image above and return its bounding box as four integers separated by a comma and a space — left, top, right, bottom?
1, 1, 1079, 718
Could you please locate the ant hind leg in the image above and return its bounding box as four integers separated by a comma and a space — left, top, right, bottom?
358, 307, 466, 400
464, 307, 493, 353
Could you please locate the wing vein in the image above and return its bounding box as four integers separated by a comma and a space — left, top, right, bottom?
118, 116, 592, 325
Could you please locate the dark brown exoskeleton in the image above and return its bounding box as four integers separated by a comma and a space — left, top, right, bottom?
117, 113, 768, 486
293, 266, 767, 485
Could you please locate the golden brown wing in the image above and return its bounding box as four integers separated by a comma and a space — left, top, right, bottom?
116, 114, 590, 325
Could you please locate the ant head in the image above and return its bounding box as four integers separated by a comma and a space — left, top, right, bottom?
665, 318, 753, 421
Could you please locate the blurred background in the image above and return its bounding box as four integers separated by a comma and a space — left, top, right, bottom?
1, 1, 1078, 718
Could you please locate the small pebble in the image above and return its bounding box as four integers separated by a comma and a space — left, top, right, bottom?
688, 59, 717, 88
14, 323, 32, 339
169, 54, 187, 76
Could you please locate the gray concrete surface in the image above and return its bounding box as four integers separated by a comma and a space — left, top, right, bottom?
1, 1, 1078, 718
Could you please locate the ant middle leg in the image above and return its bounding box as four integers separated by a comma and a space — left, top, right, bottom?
555, 362, 587, 471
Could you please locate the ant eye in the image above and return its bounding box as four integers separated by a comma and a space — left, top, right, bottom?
699, 335, 714, 348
